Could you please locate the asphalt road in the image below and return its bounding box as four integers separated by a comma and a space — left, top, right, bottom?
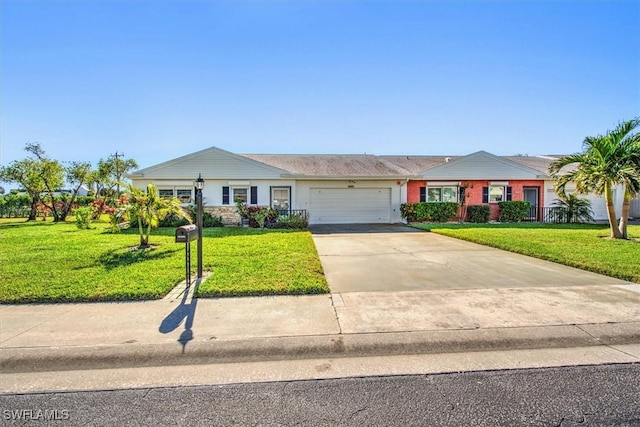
1, 363, 639, 426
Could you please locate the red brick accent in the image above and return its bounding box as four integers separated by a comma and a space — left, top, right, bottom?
408, 180, 545, 221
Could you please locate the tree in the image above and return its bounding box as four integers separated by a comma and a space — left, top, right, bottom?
24, 143, 93, 222
550, 118, 640, 239
90, 155, 139, 203
55, 161, 92, 222
551, 193, 594, 223
0, 144, 58, 221
123, 184, 191, 249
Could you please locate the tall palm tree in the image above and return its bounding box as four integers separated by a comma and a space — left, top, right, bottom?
124, 184, 191, 249
550, 118, 640, 239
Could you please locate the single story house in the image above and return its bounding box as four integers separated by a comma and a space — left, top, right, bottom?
128, 146, 635, 225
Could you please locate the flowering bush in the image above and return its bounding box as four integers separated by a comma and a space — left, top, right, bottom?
236, 203, 279, 228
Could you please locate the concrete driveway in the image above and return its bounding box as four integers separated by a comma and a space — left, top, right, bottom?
310, 224, 629, 293
309, 224, 639, 334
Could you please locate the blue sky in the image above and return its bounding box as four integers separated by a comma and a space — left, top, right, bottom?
1, 1, 639, 171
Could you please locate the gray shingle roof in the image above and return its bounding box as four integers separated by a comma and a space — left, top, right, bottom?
241, 153, 558, 177
241, 154, 411, 177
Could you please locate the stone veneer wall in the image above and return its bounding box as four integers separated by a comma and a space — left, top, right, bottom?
205, 206, 241, 225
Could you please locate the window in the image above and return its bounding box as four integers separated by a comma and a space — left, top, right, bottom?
158, 188, 192, 203
223, 186, 257, 205
489, 186, 504, 203
232, 188, 248, 203
176, 189, 192, 204
271, 187, 290, 211
483, 186, 512, 203
427, 186, 458, 202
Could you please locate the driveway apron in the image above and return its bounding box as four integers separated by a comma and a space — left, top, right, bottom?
310, 224, 638, 334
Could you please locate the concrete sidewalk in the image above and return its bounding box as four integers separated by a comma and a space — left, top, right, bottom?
2, 281, 640, 375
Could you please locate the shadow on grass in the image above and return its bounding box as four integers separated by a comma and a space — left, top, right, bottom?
0, 220, 58, 229
98, 246, 178, 270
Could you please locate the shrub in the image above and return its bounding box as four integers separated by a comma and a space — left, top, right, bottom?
237, 203, 279, 228
158, 212, 190, 228
0, 193, 31, 218
467, 205, 490, 223
202, 212, 224, 227
105, 207, 128, 233
400, 202, 459, 222
400, 203, 419, 222
269, 211, 310, 229
73, 206, 93, 229
158, 205, 224, 228
75, 196, 94, 207
498, 201, 531, 222
91, 198, 111, 220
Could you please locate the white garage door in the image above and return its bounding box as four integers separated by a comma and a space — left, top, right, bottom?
309, 188, 391, 224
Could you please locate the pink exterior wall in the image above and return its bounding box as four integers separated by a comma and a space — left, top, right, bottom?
407, 180, 545, 221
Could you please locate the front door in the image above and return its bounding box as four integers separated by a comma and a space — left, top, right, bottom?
523, 187, 539, 221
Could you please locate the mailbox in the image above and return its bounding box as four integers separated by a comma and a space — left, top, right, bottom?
175, 224, 199, 243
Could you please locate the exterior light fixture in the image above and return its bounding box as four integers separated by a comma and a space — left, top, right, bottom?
195, 174, 205, 191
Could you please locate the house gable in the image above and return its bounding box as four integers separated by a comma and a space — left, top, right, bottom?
418, 151, 547, 180
129, 146, 290, 180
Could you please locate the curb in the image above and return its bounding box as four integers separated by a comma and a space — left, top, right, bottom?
2, 322, 640, 374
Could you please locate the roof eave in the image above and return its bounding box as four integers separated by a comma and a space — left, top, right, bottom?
287, 175, 409, 180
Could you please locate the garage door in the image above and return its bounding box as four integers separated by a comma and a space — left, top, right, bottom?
309, 188, 391, 224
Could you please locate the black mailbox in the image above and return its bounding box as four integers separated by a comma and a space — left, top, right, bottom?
175, 224, 199, 243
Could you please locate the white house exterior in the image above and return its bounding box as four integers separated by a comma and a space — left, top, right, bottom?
129, 147, 409, 224
128, 146, 632, 225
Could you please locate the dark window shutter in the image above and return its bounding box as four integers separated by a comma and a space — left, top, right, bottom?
222, 186, 230, 205
250, 186, 258, 204
506, 187, 513, 201
419, 187, 426, 202
482, 187, 489, 203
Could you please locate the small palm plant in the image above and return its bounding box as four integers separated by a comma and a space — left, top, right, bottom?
124, 184, 191, 249
551, 192, 594, 224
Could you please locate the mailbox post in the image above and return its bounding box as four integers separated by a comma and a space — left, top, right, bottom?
195, 174, 205, 279
175, 224, 199, 286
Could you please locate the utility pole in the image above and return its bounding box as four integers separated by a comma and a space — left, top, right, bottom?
113, 151, 124, 200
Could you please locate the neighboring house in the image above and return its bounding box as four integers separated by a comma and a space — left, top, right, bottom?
407, 151, 550, 221
128, 146, 626, 225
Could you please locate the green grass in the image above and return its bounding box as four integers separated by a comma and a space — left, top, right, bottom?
411, 222, 640, 283
0, 218, 328, 303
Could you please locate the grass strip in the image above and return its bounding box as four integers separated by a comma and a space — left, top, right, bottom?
411, 222, 640, 283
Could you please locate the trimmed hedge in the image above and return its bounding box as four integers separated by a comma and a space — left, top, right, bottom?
400, 202, 459, 222
498, 201, 531, 222
466, 205, 490, 223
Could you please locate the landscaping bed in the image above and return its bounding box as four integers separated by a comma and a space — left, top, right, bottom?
411, 222, 640, 283
0, 219, 328, 303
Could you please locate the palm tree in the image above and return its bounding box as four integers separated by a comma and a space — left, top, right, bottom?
551, 193, 594, 223
550, 118, 640, 239
124, 184, 191, 249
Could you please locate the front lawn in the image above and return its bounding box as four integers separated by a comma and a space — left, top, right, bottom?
0, 219, 328, 303
411, 222, 640, 283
